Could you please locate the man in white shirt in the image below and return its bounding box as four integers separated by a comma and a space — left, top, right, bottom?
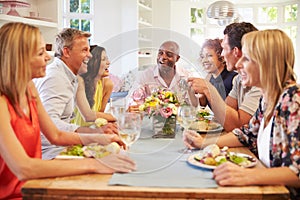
128, 41, 198, 111
34, 28, 117, 159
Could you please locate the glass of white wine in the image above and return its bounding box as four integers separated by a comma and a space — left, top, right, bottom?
117, 113, 142, 149
178, 105, 197, 153
179, 105, 196, 131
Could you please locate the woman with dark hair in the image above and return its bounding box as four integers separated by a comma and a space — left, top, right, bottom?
199, 39, 237, 105
73, 46, 115, 126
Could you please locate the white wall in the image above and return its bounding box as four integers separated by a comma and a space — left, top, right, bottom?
170, 1, 190, 38
93, 0, 122, 44
93, 0, 138, 77
93, 0, 299, 82
152, 0, 171, 29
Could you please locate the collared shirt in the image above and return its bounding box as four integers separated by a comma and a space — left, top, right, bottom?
127, 65, 190, 106
33, 57, 79, 159
136, 65, 188, 91
228, 74, 261, 116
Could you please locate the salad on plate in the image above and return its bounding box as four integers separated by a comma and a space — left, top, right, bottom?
189, 109, 223, 133
56, 142, 121, 159
188, 144, 257, 169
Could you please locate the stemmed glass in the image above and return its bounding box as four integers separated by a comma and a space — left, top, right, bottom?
178, 105, 197, 153
179, 105, 196, 132
177, 78, 189, 105
109, 97, 126, 118
132, 87, 146, 106
117, 113, 142, 149
144, 82, 159, 97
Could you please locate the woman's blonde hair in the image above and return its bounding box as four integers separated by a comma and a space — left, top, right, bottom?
242, 29, 296, 122
0, 22, 41, 116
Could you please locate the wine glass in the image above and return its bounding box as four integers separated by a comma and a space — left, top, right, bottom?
144, 82, 159, 96
178, 105, 197, 153
128, 86, 146, 113
177, 78, 189, 105
117, 113, 142, 149
110, 97, 126, 118
132, 87, 146, 105
179, 105, 196, 131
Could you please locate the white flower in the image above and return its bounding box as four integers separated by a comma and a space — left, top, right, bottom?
139, 104, 145, 111
168, 103, 177, 115
94, 118, 108, 127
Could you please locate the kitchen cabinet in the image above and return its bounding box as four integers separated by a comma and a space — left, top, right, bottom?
138, 0, 154, 68
0, 0, 61, 45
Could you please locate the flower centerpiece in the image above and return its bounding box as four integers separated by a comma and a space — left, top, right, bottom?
139, 88, 180, 138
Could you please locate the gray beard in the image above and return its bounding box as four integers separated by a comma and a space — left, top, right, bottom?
159, 66, 173, 75
159, 67, 176, 81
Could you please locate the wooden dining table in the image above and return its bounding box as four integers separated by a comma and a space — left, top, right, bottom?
22, 148, 290, 199
21, 121, 290, 200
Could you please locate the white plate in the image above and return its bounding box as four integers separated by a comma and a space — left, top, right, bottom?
190, 121, 223, 133
55, 155, 84, 160
197, 126, 223, 134
187, 152, 257, 169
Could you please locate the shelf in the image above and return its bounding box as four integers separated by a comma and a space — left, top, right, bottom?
138, 3, 152, 11
138, 0, 153, 67
0, 14, 57, 28
138, 37, 152, 42
138, 54, 152, 58
0, 0, 30, 16
138, 20, 152, 27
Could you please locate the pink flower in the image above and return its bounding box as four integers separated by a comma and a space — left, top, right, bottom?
159, 107, 173, 118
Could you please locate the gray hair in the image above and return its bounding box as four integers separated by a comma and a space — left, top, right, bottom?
54, 28, 91, 58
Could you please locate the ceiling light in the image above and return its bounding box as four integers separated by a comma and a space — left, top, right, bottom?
206, 0, 236, 19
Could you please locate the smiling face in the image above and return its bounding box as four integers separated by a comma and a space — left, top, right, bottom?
200, 47, 224, 76
156, 41, 180, 73
235, 46, 261, 88
98, 50, 110, 78
30, 35, 51, 79
221, 35, 240, 72
64, 36, 92, 75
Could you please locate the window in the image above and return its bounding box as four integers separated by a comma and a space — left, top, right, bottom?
193, 3, 297, 47
190, 27, 204, 42
237, 7, 253, 22
190, 8, 204, 24
63, 0, 94, 40
257, 6, 278, 24
190, 7, 206, 44
285, 4, 298, 22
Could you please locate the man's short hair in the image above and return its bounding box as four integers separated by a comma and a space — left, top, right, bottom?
54, 28, 91, 58
223, 22, 258, 50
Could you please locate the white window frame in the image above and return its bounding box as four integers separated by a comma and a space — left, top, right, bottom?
63, 0, 95, 43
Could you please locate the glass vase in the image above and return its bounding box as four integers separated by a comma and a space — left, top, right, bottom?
152, 114, 176, 138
